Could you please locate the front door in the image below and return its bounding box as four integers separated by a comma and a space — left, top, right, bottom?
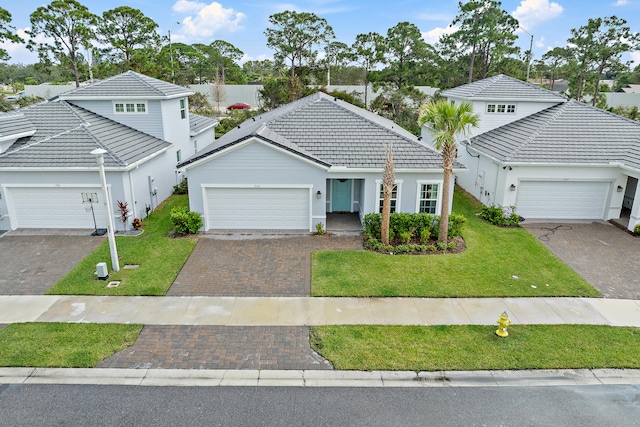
332, 179, 352, 212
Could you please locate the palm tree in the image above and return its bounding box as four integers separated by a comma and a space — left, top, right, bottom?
418, 100, 479, 244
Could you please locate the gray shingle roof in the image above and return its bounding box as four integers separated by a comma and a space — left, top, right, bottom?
0, 112, 36, 141
0, 100, 171, 168
180, 92, 453, 170
442, 74, 567, 102
58, 71, 193, 100
468, 99, 640, 170
189, 114, 218, 136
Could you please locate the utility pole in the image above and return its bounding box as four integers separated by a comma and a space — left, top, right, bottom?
520, 27, 534, 82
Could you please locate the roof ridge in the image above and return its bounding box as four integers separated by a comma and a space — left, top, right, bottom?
127, 71, 166, 96
504, 101, 571, 161
0, 125, 84, 157
467, 74, 503, 97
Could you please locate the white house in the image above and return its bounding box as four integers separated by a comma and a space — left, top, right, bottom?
178, 92, 462, 232
437, 74, 640, 232
0, 71, 217, 231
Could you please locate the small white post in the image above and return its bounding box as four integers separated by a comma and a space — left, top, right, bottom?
91, 148, 120, 272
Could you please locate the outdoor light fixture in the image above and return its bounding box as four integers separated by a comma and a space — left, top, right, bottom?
316, 190, 322, 199
617, 185, 624, 192
91, 148, 120, 272
510, 184, 516, 191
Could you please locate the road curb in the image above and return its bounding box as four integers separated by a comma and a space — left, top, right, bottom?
2, 368, 640, 387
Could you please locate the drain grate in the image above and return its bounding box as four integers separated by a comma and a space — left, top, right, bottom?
106, 281, 121, 288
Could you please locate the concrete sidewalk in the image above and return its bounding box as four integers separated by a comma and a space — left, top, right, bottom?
1, 295, 639, 327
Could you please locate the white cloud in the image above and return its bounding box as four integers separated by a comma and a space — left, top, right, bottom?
421, 25, 458, 45
240, 53, 272, 65
175, 2, 247, 39
172, 0, 206, 13
535, 36, 546, 48
614, 0, 629, 6
512, 0, 563, 31
0, 28, 49, 64
631, 51, 640, 65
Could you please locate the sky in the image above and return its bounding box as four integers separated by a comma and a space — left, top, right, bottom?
3, 0, 640, 67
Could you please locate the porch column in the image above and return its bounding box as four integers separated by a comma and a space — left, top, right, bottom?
628, 178, 640, 232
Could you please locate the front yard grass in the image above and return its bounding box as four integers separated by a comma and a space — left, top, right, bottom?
311, 325, 640, 371
312, 187, 599, 297
0, 323, 142, 367
47, 195, 196, 296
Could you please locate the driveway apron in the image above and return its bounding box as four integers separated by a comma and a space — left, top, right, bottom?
0, 235, 104, 295
523, 222, 640, 299
105, 234, 362, 370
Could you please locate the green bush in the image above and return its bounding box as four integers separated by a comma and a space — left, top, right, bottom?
316, 222, 325, 235
478, 204, 521, 227
634, 224, 640, 236
173, 179, 189, 195
170, 206, 202, 235
362, 212, 465, 241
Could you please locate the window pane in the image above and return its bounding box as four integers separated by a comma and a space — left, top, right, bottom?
115, 103, 124, 112
419, 184, 438, 214
507, 104, 515, 113
487, 104, 495, 113
136, 103, 146, 112
180, 99, 185, 108
497, 104, 506, 113
126, 103, 135, 112
180, 110, 186, 119
378, 184, 398, 213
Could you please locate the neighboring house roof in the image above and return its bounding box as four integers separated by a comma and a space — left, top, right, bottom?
0, 100, 171, 168
58, 71, 194, 100
616, 84, 640, 93
179, 92, 454, 170
189, 114, 218, 137
468, 99, 640, 170
0, 113, 36, 142
442, 74, 567, 102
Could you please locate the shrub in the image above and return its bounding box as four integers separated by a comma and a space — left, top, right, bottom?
635, 224, 640, 236
131, 218, 142, 230
398, 230, 412, 244
362, 212, 464, 241
173, 179, 189, 195
419, 228, 431, 244
478, 204, 521, 227
170, 206, 202, 235
316, 222, 325, 235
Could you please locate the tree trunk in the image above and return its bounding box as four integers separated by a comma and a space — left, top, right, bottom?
381, 190, 391, 245
592, 63, 606, 107
468, 44, 476, 84
364, 68, 369, 109
438, 168, 452, 246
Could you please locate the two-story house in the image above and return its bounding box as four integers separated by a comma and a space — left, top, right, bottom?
434, 74, 640, 233
0, 71, 217, 231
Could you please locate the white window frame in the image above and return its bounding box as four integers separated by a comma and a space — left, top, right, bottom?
415, 180, 443, 215
486, 103, 516, 114
113, 101, 148, 114
376, 179, 403, 214
180, 99, 186, 119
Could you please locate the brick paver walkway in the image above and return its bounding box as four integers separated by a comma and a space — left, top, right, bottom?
0, 235, 104, 295
97, 325, 332, 370
169, 235, 362, 297
524, 222, 640, 299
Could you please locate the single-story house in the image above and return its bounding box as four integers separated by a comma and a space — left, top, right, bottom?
0, 71, 217, 231
178, 91, 462, 232
438, 74, 640, 231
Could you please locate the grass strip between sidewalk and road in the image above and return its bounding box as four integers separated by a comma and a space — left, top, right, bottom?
311, 325, 640, 371
47, 195, 196, 296
312, 187, 599, 298
0, 323, 142, 368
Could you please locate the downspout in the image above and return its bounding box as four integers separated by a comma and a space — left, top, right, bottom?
128, 169, 136, 220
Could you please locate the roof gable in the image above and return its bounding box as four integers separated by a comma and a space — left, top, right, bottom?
468, 99, 640, 169
58, 71, 193, 100
442, 74, 567, 102
180, 92, 451, 170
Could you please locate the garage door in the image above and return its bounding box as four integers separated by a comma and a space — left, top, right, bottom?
516, 181, 609, 219
7, 187, 108, 229
205, 187, 310, 230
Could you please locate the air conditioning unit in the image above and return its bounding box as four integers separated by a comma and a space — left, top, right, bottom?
95, 262, 108, 280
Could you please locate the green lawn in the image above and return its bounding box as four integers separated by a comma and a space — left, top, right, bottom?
0, 323, 142, 368
47, 195, 197, 296
312, 187, 599, 297
311, 325, 640, 371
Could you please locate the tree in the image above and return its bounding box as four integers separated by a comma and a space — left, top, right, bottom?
351, 32, 385, 108
28, 0, 98, 87
381, 143, 395, 245
243, 59, 278, 83
418, 100, 479, 244
540, 47, 569, 91
323, 41, 350, 85
567, 16, 639, 106
0, 7, 24, 61
378, 22, 439, 90
265, 10, 335, 100
211, 75, 226, 114
98, 6, 160, 70
209, 40, 243, 84
441, 0, 519, 83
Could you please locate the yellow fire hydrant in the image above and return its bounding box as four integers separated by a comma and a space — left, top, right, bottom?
495, 312, 511, 337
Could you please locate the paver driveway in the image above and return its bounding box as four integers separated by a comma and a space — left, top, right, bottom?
523, 222, 640, 299
0, 235, 104, 295
169, 234, 363, 297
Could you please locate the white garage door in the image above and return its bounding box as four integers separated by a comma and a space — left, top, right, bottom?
516, 181, 609, 219
7, 187, 108, 229
205, 187, 310, 230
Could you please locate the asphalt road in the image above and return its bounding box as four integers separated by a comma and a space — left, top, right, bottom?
1, 384, 639, 426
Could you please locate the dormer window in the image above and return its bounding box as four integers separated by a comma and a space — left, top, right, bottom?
114, 102, 147, 114
180, 99, 186, 119
486, 103, 516, 114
